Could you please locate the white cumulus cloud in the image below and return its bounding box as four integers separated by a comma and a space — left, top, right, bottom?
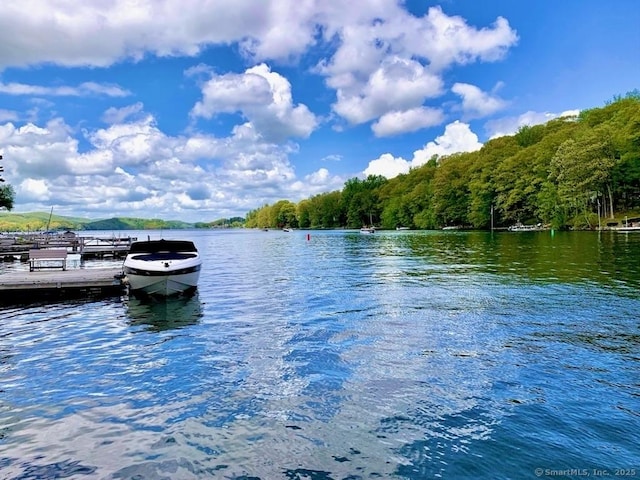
411, 121, 482, 167
319, 5, 518, 134
452, 82, 507, 118
0, 81, 130, 97
364, 153, 409, 178
191, 63, 318, 141
372, 107, 444, 137
364, 121, 483, 179
18, 178, 50, 202
485, 109, 580, 138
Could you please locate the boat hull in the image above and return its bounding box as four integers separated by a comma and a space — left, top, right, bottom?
123, 239, 202, 297
125, 268, 201, 296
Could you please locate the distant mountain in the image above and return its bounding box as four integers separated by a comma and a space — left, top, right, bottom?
0, 212, 244, 231
82, 217, 194, 230
0, 211, 89, 231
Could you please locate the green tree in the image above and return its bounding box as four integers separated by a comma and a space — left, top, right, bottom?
270, 200, 298, 228
550, 127, 617, 227
340, 176, 386, 227
609, 95, 640, 210
514, 124, 545, 148
0, 185, 15, 211
296, 199, 312, 228
432, 153, 472, 227
406, 160, 438, 228
320, 191, 342, 228
0, 154, 15, 211
254, 205, 271, 228
535, 180, 566, 229
466, 143, 508, 228
307, 191, 342, 228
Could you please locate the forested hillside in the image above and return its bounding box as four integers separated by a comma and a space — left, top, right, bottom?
246, 93, 640, 230
0, 213, 244, 231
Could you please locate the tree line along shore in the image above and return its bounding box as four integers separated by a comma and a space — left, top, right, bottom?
245, 92, 640, 231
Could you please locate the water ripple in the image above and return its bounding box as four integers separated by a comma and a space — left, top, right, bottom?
0, 230, 639, 479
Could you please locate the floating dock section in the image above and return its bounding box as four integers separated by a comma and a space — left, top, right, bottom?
0, 268, 126, 302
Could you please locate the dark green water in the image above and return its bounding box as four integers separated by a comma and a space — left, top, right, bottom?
0, 229, 638, 479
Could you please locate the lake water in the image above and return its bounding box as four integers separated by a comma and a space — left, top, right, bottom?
0, 229, 638, 479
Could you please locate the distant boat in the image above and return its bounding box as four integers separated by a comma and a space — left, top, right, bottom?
123, 239, 202, 297
396, 226, 410, 230
361, 213, 376, 234
614, 226, 640, 232
508, 223, 546, 232
613, 217, 640, 232
283, 228, 292, 232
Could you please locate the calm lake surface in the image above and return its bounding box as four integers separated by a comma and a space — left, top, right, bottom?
0, 229, 638, 479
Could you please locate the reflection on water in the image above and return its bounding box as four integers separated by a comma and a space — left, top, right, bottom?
0, 229, 638, 479
390, 230, 640, 292
126, 292, 204, 331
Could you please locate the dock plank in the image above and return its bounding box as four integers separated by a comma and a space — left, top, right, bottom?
0, 268, 125, 302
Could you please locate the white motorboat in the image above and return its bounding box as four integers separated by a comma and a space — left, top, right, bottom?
123, 239, 202, 297
508, 222, 546, 232
360, 212, 376, 234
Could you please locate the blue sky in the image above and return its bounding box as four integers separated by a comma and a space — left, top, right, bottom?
0, 0, 638, 223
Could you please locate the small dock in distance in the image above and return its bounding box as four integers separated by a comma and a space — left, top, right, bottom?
0, 233, 136, 262
0, 268, 126, 303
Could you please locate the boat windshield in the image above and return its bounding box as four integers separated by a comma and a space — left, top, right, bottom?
128, 240, 198, 254
131, 252, 198, 261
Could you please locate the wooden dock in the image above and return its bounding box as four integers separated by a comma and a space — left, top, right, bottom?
0, 233, 137, 261
0, 268, 126, 302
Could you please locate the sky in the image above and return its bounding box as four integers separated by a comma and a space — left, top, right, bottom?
0, 0, 638, 223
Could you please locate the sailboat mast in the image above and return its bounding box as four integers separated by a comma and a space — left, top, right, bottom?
46, 206, 54, 232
